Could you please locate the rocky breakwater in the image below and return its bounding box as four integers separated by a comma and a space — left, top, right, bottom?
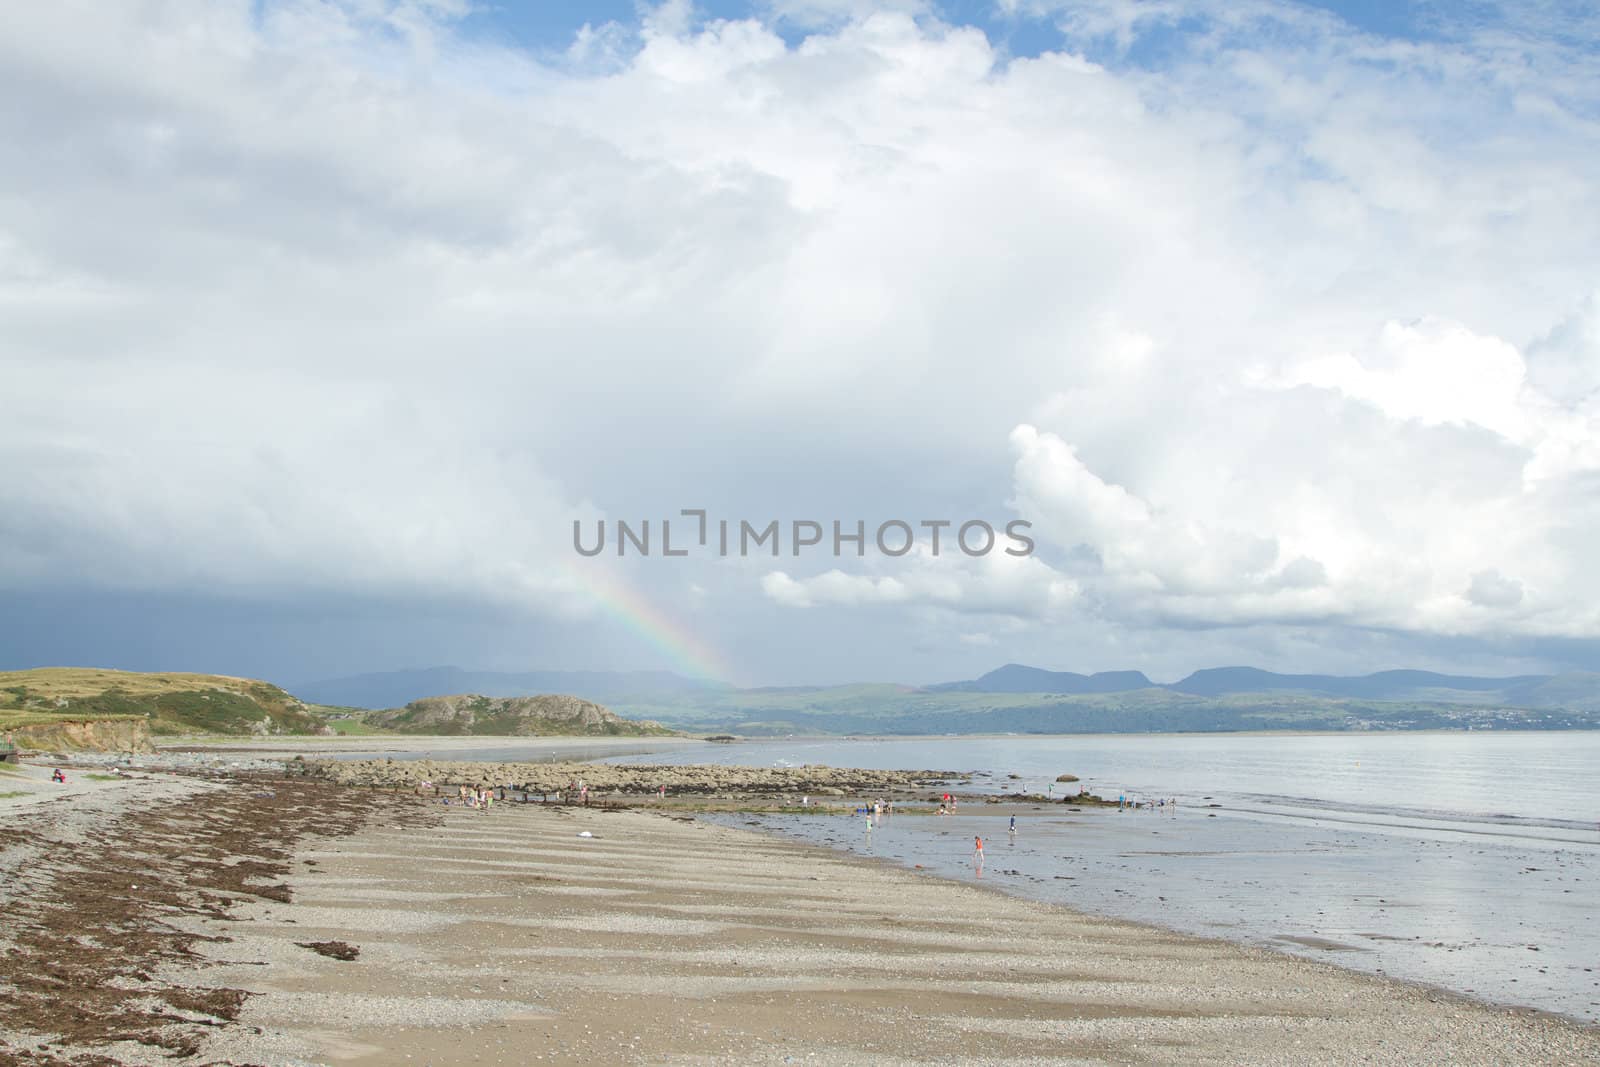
299, 758, 962, 796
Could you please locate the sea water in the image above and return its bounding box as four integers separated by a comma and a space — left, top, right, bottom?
618, 732, 1600, 1023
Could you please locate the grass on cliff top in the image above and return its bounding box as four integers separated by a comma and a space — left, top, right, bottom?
0, 667, 278, 700
0, 709, 145, 731
1, 667, 329, 736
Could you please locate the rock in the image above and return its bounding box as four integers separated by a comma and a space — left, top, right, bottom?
303, 758, 963, 795
366, 693, 670, 737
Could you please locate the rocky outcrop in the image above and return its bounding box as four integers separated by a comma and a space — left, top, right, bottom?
367, 694, 672, 737
300, 758, 961, 794
12, 717, 154, 753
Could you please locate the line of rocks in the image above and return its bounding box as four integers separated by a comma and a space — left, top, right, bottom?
296, 758, 963, 795
45, 750, 288, 773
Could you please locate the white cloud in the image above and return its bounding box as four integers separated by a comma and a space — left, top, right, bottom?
763, 547, 1076, 617
1, 1, 1598, 678
1275, 319, 1532, 444
1007, 300, 1600, 638
762, 570, 911, 607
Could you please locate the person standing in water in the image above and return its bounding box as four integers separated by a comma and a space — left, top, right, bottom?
973, 835, 984, 877
1008, 814, 1017, 835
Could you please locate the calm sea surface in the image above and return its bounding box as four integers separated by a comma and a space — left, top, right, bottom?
617, 732, 1600, 1023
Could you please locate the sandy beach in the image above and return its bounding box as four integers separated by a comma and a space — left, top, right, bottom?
3, 766, 1597, 1065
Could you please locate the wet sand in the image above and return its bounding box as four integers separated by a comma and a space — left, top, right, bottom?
5, 777, 1598, 1065
197, 801, 1596, 1065
728, 803, 1600, 1024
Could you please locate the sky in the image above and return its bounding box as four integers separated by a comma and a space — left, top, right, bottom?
3, 0, 1599, 689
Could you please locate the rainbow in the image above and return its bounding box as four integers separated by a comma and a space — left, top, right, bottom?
564, 561, 734, 685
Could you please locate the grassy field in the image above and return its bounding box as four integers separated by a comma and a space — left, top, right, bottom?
0, 668, 330, 736
0, 668, 272, 700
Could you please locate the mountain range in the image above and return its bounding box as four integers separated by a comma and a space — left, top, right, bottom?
292, 662, 1600, 735
296, 662, 1600, 709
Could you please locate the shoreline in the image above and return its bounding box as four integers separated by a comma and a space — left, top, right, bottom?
4, 769, 1596, 1064
208, 799, 1598, 1064
5, 770, 1591, 1065
21, 740, 1600, 1028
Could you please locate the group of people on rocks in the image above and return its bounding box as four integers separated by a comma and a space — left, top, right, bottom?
1117, 794, 1178, 814
447, 783, 496, 811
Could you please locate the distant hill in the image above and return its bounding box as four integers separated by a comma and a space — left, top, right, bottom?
26, 662, 1600, 745
1167, 666, 1552, 702
278, 660, 1600, 739
603, 663, 1600, 735
929, 663, 1600, 710
1498, 672, 1600, 711
366, 694, 674, 737
933, 664, 1153, 694
0, 667, 330, 736
293, 666, 725, 710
